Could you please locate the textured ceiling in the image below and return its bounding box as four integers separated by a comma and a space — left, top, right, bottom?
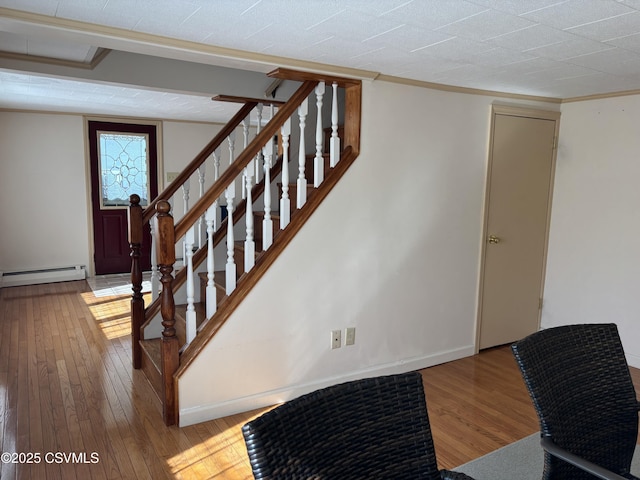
3, 0, 640, 121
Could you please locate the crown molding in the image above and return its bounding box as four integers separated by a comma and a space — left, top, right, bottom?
0, 7, 378, 80
562, 88, 640, 103
4, 7, 640, 105
0, 47, 110, 69
376, 74, 563, 104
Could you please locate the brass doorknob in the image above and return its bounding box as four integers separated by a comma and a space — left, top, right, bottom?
488, 235, 501, 244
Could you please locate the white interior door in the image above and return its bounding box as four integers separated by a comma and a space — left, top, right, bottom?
478, 106, 559, 350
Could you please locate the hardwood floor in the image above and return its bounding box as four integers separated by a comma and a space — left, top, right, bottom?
1, 280, 638, 479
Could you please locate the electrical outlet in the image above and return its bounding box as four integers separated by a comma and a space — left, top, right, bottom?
345, 327, 356, 346
331, 330, 342, 349
166, 171, 180, 182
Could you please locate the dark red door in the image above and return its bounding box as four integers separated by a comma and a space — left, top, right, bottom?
88, 121, 158, 275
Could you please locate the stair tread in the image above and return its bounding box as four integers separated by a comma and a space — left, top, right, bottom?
235, 238, 259, 251
140, 338, 161, 371
282, 182, 314, 188
198, 271, 232, 303
175, 303, 207, 326
253, 212, 280, 218
198, 270, 226, 283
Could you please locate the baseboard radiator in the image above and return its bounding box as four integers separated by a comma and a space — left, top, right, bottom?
0, 265, 86, 288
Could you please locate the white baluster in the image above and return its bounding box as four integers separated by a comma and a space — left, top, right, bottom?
330, 82, 341, 167
213, 147, 221, 180
227, 131, 236, 203
197, 164, 206, 248
150, 215, 159, 301
280, 117, 292, 229
262, 137, 274, 251
314, 81, 325, 187
297, 98, 308, 208
225, 186, 236, 295
213, 147, 221, 229
241, 117, 250, 199
185, 225, 196, 345
244, 164, 255, 272
254, 104, 264, 182
225, 130, 236, 294
181, 180, 190, 267
205, 205, 216, 319
182, 180, 190, 212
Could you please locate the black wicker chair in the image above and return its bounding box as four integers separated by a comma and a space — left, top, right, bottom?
512, 323, 640, 480
241, 371, 476, 479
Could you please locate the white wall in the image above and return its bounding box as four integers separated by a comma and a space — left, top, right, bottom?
162, 120, 224, 222
542, 95, 640, 368
178, 80, 560, 425
0, 112, 90, 273
0, 113, 224, 276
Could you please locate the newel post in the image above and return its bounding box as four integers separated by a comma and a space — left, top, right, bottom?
155, 200, 179, 426
128, 194, 144, 369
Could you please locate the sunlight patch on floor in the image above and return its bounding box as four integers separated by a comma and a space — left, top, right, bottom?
98, 315, 131, 340
89, 280, 152, 298
166, 429, 248, 478
166, 407, 274, 478
81, 291, 132, 340
82, 273, 152, 340
86, 272, 151, 298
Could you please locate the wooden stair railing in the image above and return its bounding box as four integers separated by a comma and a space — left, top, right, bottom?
129, 69, 361, 425
136, 148, 287, 345
142, 101, 257, 227
129, 100, 258, 370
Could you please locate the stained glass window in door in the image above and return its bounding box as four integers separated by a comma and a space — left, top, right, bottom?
98, 132, 150, 207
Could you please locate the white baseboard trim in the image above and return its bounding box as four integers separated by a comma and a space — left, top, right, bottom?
178, 344, 475, 427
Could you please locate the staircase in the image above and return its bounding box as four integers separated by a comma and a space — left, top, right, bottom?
128, 69, 361, 425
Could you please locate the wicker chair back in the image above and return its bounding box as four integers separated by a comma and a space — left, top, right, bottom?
512, 323, 639, 480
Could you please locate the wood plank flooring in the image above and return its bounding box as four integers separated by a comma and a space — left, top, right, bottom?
1, 279, 638, 479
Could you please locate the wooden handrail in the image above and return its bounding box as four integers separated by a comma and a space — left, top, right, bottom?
142, 101, 257, 224
174, 80, 317, 241
212, 95, 285, 106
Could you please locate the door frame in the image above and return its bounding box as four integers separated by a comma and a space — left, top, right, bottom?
474, 104, 561, 352
83, 116, 163, 277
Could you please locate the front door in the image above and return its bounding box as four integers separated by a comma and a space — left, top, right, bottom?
88, 121, 158, 275
478, 106, 559, 349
